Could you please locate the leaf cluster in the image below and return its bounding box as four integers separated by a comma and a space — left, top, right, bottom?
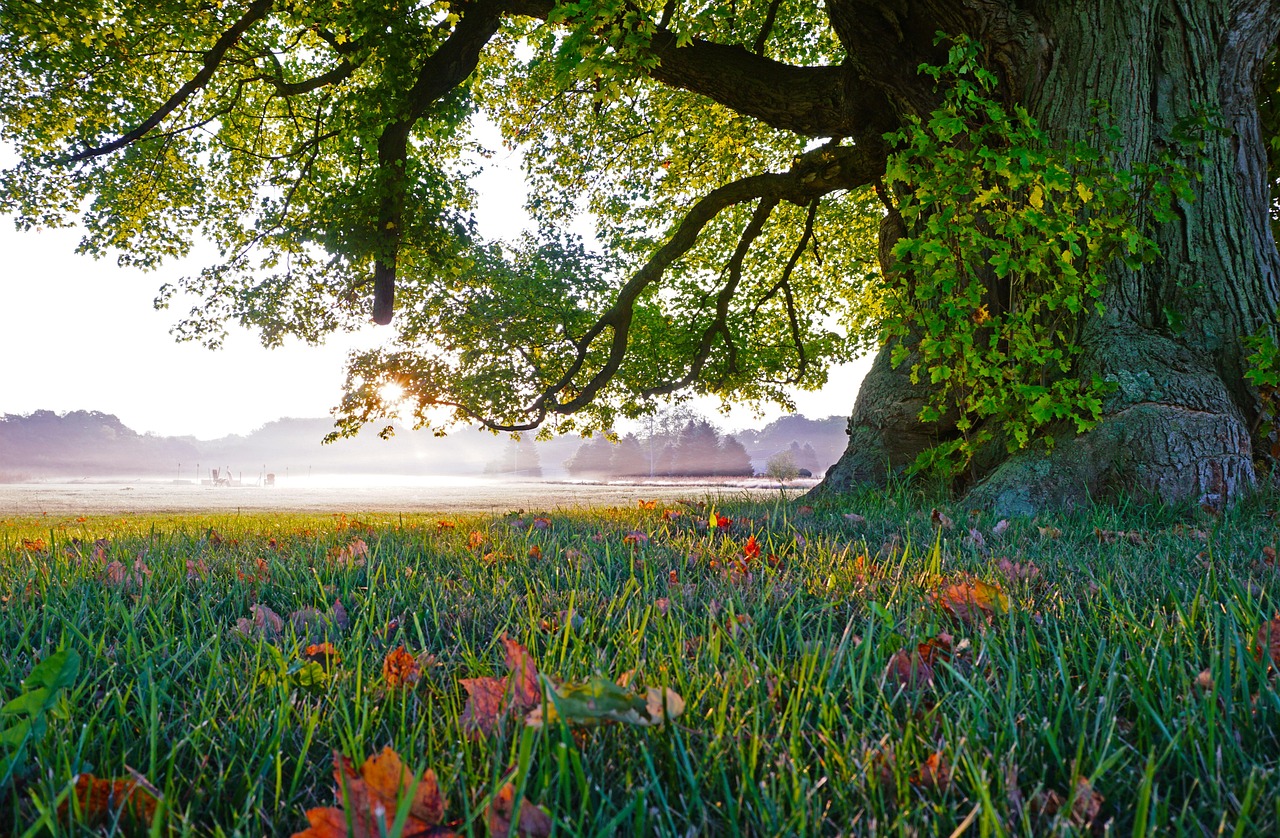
881, 35, 1198, 479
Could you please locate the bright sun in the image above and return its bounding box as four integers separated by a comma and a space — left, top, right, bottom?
378, 381, 407, 411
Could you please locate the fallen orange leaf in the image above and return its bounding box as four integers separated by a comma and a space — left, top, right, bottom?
934, 578, 1007, 626
911, 751, 952, 792
292, 748, 455, 838
383, 646, 421, 688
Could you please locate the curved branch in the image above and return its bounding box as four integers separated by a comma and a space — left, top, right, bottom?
642, 197, 778, 397
64, 0, 275, 163
753, 0, 784, 55
475, 142, 885, 432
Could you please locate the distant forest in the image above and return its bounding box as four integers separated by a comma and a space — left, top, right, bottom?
0, 410, 848, 482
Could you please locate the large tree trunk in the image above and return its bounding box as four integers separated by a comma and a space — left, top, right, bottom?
815, 0, 1280, 514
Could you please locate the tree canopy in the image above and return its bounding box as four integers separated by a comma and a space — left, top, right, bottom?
4, 0, 1280, 510
0, 0, 884, 436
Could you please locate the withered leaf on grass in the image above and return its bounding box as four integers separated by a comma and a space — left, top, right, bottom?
911, 752, 953, 793
291, 600, 351, 636
486, 783, 552, 838
60, 774, 158, 828
886, 633, 954, 690
1031, 777, 1104, 830
995, 558, 1041, 585
103, 556, 151, 589
293, 748, 455, 838
233, 604, 285, 640
460, 677, 509, 737
305, 643, 341, 667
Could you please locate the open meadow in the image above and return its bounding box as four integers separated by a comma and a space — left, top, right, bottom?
1, 490, 1279, 836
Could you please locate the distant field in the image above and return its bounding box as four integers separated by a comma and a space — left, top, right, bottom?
1, 491, 1278, 835
0, 477, 813, 516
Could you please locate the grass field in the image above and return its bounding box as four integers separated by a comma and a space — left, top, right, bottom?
1, 489, 1278, 836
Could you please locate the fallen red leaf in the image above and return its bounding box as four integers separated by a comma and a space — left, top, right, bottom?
60, 774, 158, 828
461, 636, 542, 737
460, 677, 509, 737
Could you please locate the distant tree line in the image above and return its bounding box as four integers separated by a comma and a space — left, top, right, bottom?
564, 419, 753, 479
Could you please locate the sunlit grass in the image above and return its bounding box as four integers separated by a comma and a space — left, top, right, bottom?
1, 490, 1278, 835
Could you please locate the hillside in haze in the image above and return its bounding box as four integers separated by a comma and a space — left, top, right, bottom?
0, 410, 848, 482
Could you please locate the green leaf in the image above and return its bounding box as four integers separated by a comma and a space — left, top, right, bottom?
525, 674, 685, 728
23, 649, 80, 695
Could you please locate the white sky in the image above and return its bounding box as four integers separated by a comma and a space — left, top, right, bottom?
0, 136, 871, 441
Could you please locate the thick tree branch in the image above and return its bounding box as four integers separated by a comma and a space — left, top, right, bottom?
504, 0, 895, 139
64, 0, 275, 163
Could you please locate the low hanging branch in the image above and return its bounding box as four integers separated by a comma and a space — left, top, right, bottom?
464, 142, 881, 432
642, 196, 778, 397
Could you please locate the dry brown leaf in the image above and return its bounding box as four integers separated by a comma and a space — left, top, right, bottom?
930, 508, 954, 529
885, 632, 954, 690
234, 604, 285, 640
486, 783, 552, 838
1095, 528, 1145, 545
60, 774, 158, 827
995, 558, 1041, 585
1032, 777, 1104, 829
331, 599, 351, 632
292, 748, 455, 838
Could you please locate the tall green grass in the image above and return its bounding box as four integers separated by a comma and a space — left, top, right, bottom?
0, 491, 1277, 835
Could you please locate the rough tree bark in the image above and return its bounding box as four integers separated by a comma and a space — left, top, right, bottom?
814, 0, 1280, 515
